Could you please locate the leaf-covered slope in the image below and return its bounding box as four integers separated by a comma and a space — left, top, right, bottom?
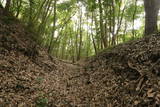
0, 8, 72, 106
84, 34, 160, 106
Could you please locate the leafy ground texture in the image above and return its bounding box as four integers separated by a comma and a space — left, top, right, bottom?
0, 8, 160, 107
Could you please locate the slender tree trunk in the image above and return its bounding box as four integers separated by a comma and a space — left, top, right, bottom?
144, 0, 160, 35
37, 0, 53, 36
104, 20, 108, 46
15, 0, 22, 17
61, 42, 65, 59
77, 7, 83, 61
123, 20, 127, 42
91, 12, 97, 55
5, 0, 11, 12
108, 5, 112, 46
69, 28, 75, 63
115, 1, 126, 44
28, 0, 34, 26
75, 21, 78, 60
86, 14, 90, 57
111, 0, 116, 45
0, 1, 3, 8
48, 0, 57, 53
93, 12, 100, 51
33, 0, 47, 22
132, 0, 138, 38
98, 0, 107, 48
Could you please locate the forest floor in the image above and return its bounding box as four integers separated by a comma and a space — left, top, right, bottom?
0, 8, 160, 107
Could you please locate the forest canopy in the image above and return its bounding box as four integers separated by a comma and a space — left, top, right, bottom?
0, 0, 159, 61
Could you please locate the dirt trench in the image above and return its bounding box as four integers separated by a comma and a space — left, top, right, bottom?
1, 8, 160, 107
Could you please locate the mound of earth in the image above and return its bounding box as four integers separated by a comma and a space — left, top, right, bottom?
0, 8, 81, 106
83, 34, 160, 106
59, 34, 160, 107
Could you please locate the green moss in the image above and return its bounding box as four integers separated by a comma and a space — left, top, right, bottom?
36, 97, 48, 107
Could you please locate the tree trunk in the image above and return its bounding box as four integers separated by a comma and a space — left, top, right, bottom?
98, 0, 107, 48
144, 0, 160, 36
77, 7, 83, 61
0, 2, 3, 8
15, 0, 22, 17
5, 0, 11, 12
132, 0, 138, 38
28, 0, 34, 26
93, 12, 100, 51
91, 12, 97, 55
48, 0, 57, 53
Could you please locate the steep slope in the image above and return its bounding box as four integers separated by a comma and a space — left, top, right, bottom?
0, 8, 79, 106
0, 8, 97, 107
0, 8, 56, 106
83, 34, 160, 106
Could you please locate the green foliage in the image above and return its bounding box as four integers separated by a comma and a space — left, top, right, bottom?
36, 96, 48, 107
8, 0, 145, 60
36, 77, 44, 84
87, 0, 97, 11
124, 2, 143, 21
57, 1, 73, 11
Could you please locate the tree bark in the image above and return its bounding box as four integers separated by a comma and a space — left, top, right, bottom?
132, 0, 138, 38
77, 7, 83, 61
28, 0, 34, 26
144, 0, 160, 36
98, 0, 107, 48
91, 12, 97, 55
15, 0, 22, 17
48, 0, 57, 53
5, 0, 11, 12
0, 2, 3, 8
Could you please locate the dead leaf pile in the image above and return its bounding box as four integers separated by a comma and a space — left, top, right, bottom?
0, 8, 75, 106
82, 34, 160, 106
